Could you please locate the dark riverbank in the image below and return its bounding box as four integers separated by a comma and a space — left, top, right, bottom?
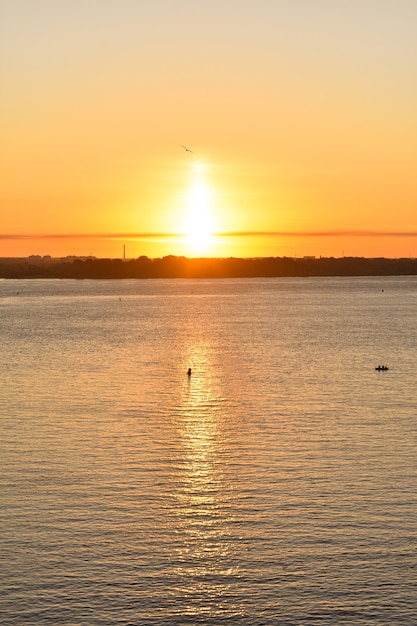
2, 255, 417, 279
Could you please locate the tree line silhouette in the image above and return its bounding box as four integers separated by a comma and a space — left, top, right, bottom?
2, 255, 417, 279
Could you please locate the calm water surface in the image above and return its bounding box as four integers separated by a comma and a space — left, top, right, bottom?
1, 277, 416, 625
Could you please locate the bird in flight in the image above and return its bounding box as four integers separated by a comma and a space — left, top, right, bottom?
181, 145, 193, 153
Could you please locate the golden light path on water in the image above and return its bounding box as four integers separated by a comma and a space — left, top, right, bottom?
168, 340, 244, 619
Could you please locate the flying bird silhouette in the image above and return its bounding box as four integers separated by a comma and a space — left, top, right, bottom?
181, 145, 193, 153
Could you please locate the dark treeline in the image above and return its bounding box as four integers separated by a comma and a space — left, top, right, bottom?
2, 255, 417, 279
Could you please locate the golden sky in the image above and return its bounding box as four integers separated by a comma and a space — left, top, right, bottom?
1, 0, 417, 258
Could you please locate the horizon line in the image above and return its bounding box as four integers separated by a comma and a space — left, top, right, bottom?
2, 229, 417, 241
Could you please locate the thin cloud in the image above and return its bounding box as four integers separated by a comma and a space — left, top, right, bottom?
130, 229, 417, 238
219, 230, 417, 237
0, 232, 187, 240
2, 230, 417, 240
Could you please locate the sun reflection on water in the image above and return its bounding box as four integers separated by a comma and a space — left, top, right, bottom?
168, 342, 244, 617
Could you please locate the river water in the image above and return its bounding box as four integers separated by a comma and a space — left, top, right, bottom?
1, 276, 416, 624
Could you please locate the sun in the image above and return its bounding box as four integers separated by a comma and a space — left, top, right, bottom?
186, 182, 212, 249
183, 163, 215, 254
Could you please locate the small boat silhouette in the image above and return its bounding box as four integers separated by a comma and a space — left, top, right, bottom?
375, 365, 389, 371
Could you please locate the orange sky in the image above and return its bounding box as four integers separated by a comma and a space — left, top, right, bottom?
1, 1, 417, 259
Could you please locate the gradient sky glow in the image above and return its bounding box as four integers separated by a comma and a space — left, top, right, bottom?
2, 0, 417, 258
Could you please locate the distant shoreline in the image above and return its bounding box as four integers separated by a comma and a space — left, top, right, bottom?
2, 255, 417, 279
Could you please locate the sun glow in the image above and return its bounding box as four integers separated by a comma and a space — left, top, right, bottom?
183, 164, 215, 254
